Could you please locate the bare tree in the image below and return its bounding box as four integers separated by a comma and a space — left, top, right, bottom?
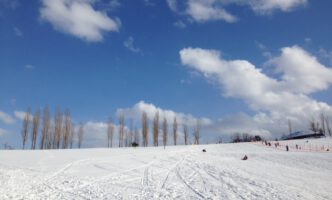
134, 127, 140, 146
47, 123, 55, 149
118, 114, 125, 147
309, 118, 319, 133
231, 133, 241, 143
107, 117, 115, 148
173, 117, 177, 146
124, 129, 129, 147
78, 123, 84, 148
21, 107, 32, 149
62, 109, 71, 149
288, 119, 292, 134
54, 108, 63, 149
320, 113, 326, 136
69, 122, 75, 149
193, 119, 201, 145
231, 133, 239, 143
142, 112, 149, 147
40, 106, 50, 149
153, 111, 159, 146
242, 133, 252, 142
31, 108, 41, 150
325, 116, 331, 137
128, 120, 133, 147
183, 124, 189, 145
163, 118, 168, 149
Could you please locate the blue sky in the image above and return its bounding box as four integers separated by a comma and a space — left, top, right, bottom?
1, 0, 332, 147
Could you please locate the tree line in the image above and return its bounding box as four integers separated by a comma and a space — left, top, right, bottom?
20, 107, 202, 150
308, 113, 332, 137
106, 111, 202, 149
21, 107, 84, 150
230, 133, 262, 143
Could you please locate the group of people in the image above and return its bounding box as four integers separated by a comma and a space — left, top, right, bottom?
263, 140, 290, 152
263, 140, 280, 148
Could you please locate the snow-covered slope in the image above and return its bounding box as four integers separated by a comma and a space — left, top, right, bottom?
1, 139, 332, 200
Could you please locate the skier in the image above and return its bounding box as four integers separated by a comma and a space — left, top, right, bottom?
242, 155, 248, 160
286, 145, 289, 152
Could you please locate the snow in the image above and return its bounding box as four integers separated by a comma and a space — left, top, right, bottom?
1, 138, 332, 200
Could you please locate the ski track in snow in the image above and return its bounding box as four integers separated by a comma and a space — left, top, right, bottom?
1, 138, 332, 200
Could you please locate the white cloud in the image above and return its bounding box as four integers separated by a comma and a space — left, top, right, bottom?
14, 111, 34, 123
0, 128, 8, 136
186, 0, 237, 23
123, 36, 141, 53
247, 0, 307, 14
13, 27, 23, 37
83, 121, 133, 148
267, 46, 332, 94
256, 42, 266, 50
14, 111, 27, 120
83, 121, 108, 147
25, 64, 34, 69
205, 113, 274, 139
166, 0, 178, 12
0, 111, 15, 124
40, 0, 120, 42
318, 48, 332, 64
174, 20, 186, 28
116, 101, 212, 127
304, 37, 312, 44
166, 0, 307, 23
180, 45, 332, 136
106, 0, 121, 10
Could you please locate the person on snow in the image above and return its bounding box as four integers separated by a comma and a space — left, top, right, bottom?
286, 145, 289, 151
242, 155, 248, 160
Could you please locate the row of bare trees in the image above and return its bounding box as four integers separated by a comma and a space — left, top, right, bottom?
231, 133, 258, 143
309, 113, 332, 137
287, 113, 332, 137
21, 107, 85, 150
20, 107, 202, 150
106, 111, 201, 148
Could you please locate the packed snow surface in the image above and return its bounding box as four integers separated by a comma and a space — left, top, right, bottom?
1, 139, 332, 200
